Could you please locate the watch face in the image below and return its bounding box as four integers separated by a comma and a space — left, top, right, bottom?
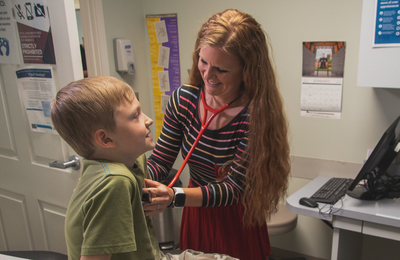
175, 193, 186, 207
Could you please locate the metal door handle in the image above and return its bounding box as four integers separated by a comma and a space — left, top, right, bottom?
49, 155, 81, 170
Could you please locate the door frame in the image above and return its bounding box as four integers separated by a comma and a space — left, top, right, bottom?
79, 0, 110, 77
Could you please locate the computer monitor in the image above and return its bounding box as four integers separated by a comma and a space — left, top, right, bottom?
347, 116, 400, 200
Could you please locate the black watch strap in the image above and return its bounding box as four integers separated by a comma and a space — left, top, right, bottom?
167, 187, 175, 208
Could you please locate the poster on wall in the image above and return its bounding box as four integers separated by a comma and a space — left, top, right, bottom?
301, 42, 346, 119
13, 0, 56, 64
0, 0, 21, 64
373, 0, 400, 47
15, 66, 57, 133
146, 13, 181, 138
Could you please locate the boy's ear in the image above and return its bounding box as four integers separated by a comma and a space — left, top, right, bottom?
93, 129, 116, 149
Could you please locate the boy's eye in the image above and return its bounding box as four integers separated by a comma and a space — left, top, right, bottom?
135, 112, 141, 118
132, 110, 141, 120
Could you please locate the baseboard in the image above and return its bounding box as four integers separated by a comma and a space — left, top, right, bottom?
270, 247, 327, 260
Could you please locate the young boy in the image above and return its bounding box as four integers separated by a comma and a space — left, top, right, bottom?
51, 76, 161, 260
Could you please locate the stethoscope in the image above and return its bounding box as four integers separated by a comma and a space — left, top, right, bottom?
168, 89, 241, 187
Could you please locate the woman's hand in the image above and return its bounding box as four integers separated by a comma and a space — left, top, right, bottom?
142, 179, 174, 216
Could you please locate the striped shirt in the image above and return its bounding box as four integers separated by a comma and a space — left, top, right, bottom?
147, 85, 250, 207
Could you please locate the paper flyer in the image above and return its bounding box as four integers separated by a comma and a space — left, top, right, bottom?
13, 0, 56, 64
15, 66, 57, 133
146, 13, 181, 138
373, 0, 400, 47
0, 0, 22, 64
301, 42, 346, 119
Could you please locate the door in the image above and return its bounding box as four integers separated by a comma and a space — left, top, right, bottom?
0, 0, 83, 254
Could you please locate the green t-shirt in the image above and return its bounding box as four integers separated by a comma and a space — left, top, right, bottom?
65, 154, 161, 260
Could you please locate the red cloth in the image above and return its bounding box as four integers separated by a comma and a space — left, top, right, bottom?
179, 182, 270, 260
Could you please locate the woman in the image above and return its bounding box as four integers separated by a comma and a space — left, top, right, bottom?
144, 9, 290, 260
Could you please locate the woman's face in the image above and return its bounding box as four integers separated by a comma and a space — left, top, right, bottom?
198, 46, 243, 99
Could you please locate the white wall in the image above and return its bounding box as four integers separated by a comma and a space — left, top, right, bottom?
100, 0, 148, 108
99, 0, 400, 259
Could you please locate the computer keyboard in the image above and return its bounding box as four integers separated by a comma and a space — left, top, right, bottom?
310, 177, 353, 204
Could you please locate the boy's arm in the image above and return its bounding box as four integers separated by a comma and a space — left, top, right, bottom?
80, 254, 112, 260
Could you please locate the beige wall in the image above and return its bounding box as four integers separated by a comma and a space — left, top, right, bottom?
99, 0, 400, 165
98, 0, 400, 259
141, 0, 400, 165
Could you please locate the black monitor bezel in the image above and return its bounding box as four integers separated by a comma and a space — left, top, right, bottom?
348, 116, 400, 193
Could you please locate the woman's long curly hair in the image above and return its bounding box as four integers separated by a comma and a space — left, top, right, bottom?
189, 9, 291, 226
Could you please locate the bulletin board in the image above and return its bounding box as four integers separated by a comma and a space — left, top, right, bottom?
146, 13, 181, 138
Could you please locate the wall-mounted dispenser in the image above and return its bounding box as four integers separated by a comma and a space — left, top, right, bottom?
113, 38, 135, 75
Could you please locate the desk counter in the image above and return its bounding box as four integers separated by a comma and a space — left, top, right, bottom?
287, 176, 400, 260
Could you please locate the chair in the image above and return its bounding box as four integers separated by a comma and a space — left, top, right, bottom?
268, 204, 305, 260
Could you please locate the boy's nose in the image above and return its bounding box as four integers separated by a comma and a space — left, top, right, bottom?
145, 114, 153, 126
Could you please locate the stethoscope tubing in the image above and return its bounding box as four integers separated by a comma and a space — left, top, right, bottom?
167, 90, 239, 187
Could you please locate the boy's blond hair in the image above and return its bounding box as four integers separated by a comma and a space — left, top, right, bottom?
51, 76, 135, 158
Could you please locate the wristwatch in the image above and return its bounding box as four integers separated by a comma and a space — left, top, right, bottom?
173, 187, 186, 207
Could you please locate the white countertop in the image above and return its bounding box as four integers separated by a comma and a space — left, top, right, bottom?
287, 176, 400, 227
